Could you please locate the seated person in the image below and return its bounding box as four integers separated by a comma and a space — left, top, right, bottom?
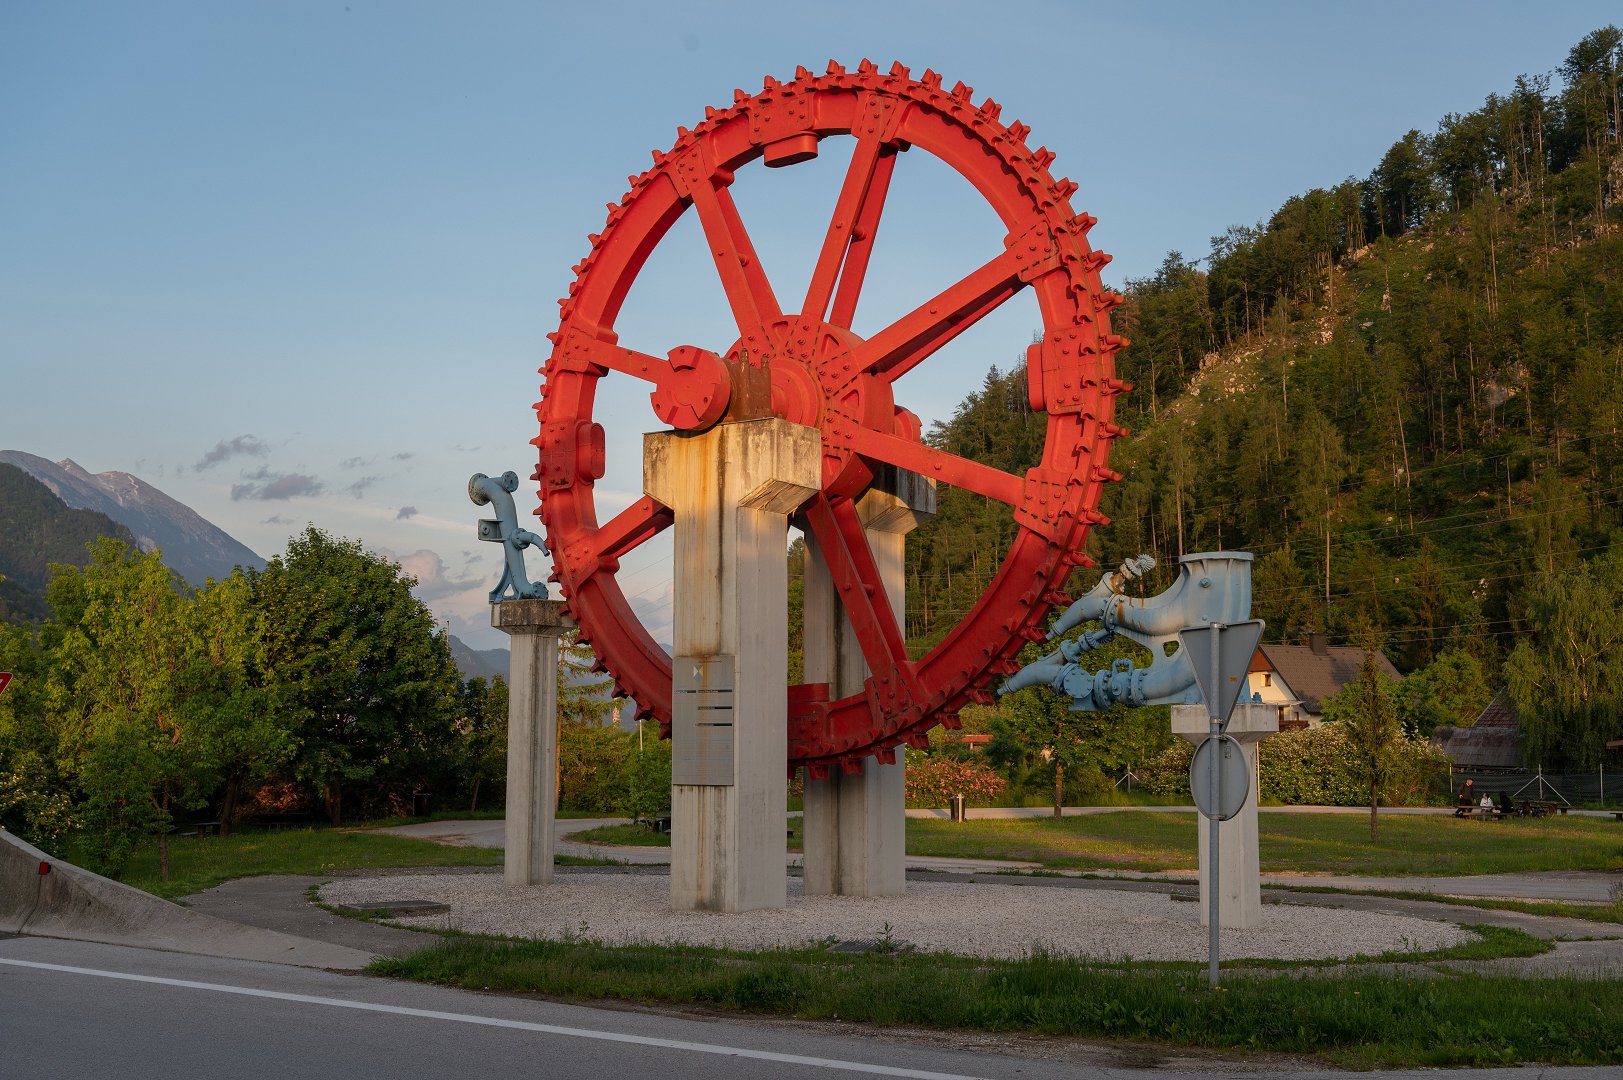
1479, 793, 1495, 816
1496, 793, 1512, 817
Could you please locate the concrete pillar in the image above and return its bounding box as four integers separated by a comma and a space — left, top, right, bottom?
492, 598, 573, 886
1172, 701, 1279, 929
644, 419, 821, 912
802, 466, 934, 896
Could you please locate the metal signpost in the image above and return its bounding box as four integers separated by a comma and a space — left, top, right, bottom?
1176, 618, 1264, 989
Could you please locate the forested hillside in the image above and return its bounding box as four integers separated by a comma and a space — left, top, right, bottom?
0, 464, 137, 622
899, 27, 1623, 769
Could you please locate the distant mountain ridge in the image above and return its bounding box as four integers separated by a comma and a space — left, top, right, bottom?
448, 636, 508, 682
0, 465, 138, 621
0, 451, 264, 587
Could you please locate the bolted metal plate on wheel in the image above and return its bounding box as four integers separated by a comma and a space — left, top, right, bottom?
672, 655, 735, 786
1190, 734, 1249, 821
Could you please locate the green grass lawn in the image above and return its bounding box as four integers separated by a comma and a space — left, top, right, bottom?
572, 812, 1623, 876
91, 829, 503, 900
567, 822, 670, 846
905, 812, 1623, 876
567, 820, 808, 849
372, 929, 1616, 1069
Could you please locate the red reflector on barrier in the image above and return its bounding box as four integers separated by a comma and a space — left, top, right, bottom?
38, 861, 50, 876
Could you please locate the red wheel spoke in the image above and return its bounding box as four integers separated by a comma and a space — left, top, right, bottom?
594, 495, 674, 562
803, 138, 897, 325
564, 335, 669, 384
829, 150, 896, 329
687, 176, 781, 350
843, 426, 1023, 505
851, 247, 1023, 381
802, 492, 911, 674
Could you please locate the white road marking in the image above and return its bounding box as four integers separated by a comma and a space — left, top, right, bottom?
0, 957, 989, 1079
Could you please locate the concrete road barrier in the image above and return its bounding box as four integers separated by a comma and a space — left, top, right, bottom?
0, 830, 372, 969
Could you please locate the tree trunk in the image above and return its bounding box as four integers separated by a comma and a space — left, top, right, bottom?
325, 781, 343, 827
157, 790, 171, 882
218, 769, 242, 838
1369, 783, 1379, 841
1053, 762, 1064, 818
469, 776, 481, 814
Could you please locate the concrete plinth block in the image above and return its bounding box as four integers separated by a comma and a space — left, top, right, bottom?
801, 470, 932, 896
1172, 701, 1279, 929
493, 598, 574, 886
646, 419, 822, 913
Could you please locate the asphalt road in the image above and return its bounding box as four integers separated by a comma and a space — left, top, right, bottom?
5, 935, 1618, 1080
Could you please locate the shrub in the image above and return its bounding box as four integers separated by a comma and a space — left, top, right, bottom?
622, 736, 672, 822
903, 750, 1006, 808
1141, 725, 1450, 806
557, 721, 632, 813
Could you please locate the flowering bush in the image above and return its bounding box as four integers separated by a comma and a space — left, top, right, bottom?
903, 750, 1007, 808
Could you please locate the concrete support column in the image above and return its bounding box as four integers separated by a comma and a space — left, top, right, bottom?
801, 466, 934, 896
493, 598, 573, 886
645, 419, 821, 913
1172, 701, 1279, 929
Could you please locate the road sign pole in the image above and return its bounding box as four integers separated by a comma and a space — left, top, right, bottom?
1176, 616, 1264, 991
1207, 622, 1222, 990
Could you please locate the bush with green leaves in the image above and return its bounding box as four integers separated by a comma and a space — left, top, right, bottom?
623, 732, 672, 822
1143, 723, 1449, 807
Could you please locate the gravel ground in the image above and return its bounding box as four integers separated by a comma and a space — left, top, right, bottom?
321, 873, 1472, 962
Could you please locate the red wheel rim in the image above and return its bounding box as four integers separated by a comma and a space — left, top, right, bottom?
535, 61, 1128, 775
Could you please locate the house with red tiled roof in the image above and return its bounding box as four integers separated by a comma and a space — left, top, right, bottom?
1243, 634, 1402, 730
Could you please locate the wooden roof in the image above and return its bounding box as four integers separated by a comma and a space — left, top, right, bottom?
1431, 724, 1526, 771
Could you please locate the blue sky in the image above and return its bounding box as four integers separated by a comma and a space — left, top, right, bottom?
2, 1, 1615, 649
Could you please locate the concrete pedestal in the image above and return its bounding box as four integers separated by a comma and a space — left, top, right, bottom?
645, 419, 822, 912
1172, 701, 1279, 929
493, 598, 574, 886
801, 467, 933, 896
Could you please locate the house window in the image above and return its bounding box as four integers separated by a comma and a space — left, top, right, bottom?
1263, 673, 1272, 687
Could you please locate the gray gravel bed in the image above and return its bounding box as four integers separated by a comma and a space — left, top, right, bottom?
321, 873, 1472, 962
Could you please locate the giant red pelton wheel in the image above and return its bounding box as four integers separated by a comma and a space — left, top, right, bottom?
535, 60, 1128, 777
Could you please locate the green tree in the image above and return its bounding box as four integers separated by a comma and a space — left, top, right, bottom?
1503, 547, 1623, 769
1322, 632, 1403, 840
187, 570, 293, 835
251, 527, 460, 824
1396, 648, 1493, 737
45, 539, 216, 877
0, 620, 75, 848
623, 720, 672, 822
558, 629, 614, 724
455, 674, 508, 813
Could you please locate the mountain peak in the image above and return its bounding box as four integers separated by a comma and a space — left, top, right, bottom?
0, 450, 264, 586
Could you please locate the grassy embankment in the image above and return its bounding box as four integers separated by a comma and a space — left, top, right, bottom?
372, 929, 1615, 1069
86, 828, 502, 900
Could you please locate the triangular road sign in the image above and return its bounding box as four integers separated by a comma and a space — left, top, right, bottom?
1177, 619, 1265, 725
0, 672, 11, 695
